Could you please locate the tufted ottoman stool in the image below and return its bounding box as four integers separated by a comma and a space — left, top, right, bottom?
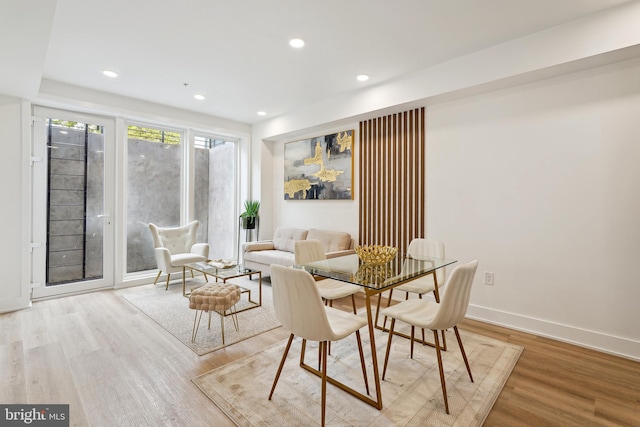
189, 282, 241, 344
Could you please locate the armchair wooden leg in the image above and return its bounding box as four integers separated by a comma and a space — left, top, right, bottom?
165, 273, 171, 290
269, 333, 295, 400
153, 271, 162, 285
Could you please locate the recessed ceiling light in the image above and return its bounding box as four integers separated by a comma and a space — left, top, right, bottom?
357, 74, 369, 82
289, 38, 305, 48
102, 70, 118, 78
257, 111, 266, 116
194, 94, 205, 100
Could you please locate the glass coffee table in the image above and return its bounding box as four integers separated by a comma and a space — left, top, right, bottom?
182, 260, 262, 313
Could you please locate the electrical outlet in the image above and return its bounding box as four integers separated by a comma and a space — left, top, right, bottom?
484, 272, 494, 285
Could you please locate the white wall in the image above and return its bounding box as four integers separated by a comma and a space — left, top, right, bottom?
259, 59, 640, 360
427, 58, 640, 359
0, 95, 30, 312
250, 4, 640, 359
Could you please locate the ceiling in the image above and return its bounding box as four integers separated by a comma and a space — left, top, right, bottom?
0, 0, 632, 124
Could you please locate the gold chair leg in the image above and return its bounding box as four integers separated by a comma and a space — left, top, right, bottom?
382, 318, 396, 380
165, 273, 171, 290
327, 301, 333, 355
153, 271, 162, 285
454, 326, 473, 382
320, 340, 328, 427
300, 339, 307, 366
191, 310, 204, 342
220, 311, 225, 345
433, 329, 449, 414
410, 326, 415, 359
230, 304, 240, 331
419, 294, 426, 344
374, 294, 382, 326
382, 289, 394, 330
269, 333, 295, 400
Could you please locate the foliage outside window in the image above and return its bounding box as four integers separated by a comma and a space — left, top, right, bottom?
50, 119, 103, 134
127, 125, 181, 144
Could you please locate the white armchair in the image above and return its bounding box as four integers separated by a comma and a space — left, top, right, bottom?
148, 220, 209, 290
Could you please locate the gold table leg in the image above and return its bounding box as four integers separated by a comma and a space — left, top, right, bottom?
364, 289, 383, 409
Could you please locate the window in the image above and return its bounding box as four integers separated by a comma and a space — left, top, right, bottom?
126, 124, 183, 273
194, 135, 237, 259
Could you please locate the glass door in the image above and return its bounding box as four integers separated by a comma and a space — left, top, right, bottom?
31, 106, 115, 298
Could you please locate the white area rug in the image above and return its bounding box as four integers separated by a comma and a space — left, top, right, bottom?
192, 325, 522, 426
121, 276, 280, 355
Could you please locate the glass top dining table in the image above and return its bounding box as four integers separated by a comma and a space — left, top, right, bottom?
296, 253, 456, 291
294, 252, 457, 410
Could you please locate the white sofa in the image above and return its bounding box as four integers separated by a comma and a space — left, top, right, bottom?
242, 227, 355, 276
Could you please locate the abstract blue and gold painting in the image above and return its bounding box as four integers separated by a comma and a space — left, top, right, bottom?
284, 130, 353, 200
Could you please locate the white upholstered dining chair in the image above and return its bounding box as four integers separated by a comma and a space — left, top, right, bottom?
378, 238, 446, 345
294, 239, 362, 314
387, 238, 446, 303
268, 265, 370, 427
380, 260, 479, 414
148, 220, 209, 290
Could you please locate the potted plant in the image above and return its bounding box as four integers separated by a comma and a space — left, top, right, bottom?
240, 200, 260, 230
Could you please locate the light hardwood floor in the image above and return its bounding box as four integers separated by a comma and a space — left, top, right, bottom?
0, 286, 638, 426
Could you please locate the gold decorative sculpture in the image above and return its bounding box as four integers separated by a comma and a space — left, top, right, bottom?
354, 245, 398, 266
354, 262, 395, 286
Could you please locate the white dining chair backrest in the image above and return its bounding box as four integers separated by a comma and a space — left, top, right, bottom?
427, 260, 478, 331
271, 265, 337, 342
294, 239, 327, 264
406, 238, 446, 284
293, 239, 362, 314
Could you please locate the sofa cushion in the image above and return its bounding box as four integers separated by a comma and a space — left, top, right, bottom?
307, 228, 352, 252
272, 227, 308, 253
243, 249, 295, 268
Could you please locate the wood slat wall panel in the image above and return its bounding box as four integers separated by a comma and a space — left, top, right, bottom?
359, 108, 425, 252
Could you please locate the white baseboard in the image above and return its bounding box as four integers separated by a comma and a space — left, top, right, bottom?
0, 295, 31, 314
466, 304, 640, 362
